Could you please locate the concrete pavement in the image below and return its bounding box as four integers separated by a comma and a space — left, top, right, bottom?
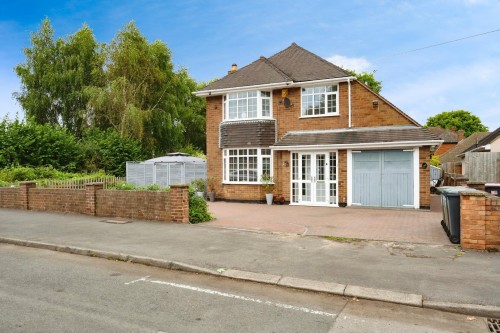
0, 208, 499, 318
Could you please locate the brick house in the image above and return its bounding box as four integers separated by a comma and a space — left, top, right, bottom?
194, 43, 441, 209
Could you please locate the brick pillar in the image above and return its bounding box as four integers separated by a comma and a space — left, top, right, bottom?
460, 191, 487, 250
85, 182, 104, 216
19, 181, 36, 210
170, 184, 189, 223
485, 195, 500, 251
467, 181, 486, 192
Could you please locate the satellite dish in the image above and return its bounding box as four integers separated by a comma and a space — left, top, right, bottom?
283, 97, 292, 108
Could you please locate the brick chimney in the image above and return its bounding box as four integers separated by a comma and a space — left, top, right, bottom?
457, 130, 465, 141
228, 63, 237, 74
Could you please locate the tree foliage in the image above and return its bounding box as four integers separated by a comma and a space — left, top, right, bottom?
346, 69, 382, 94
14, 19, 104, 137
79, 128, 145, 176
15, 19, 207, 156
424, 110, 488, 137
0, 119, 80, 171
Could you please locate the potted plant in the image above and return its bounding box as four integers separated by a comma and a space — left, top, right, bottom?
260, 174, 274, 205
191, 178, 205, 197
206, 177, 216, 202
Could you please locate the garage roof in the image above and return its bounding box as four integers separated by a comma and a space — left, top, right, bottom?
273, 126, 441, 149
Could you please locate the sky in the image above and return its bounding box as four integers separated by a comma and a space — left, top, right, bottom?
0, 0, 499, 130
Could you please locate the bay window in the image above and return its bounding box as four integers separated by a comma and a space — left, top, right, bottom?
223, 91, 272, 121
223, 148, 272, 183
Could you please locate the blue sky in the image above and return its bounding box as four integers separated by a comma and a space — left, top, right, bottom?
1, 0, 499, 130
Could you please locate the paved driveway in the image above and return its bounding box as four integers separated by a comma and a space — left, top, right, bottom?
203, 195, 448, 245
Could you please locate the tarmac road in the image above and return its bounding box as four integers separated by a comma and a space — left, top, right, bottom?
0, 244, 489, 333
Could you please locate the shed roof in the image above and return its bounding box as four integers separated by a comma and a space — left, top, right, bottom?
143, 155, 206, 164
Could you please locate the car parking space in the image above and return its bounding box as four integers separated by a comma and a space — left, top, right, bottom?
203, 195, 448, 245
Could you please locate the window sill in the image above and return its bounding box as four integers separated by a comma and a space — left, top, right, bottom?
299, 114, 339, 119
222, 182, 275, 185
222, 117, 275, 123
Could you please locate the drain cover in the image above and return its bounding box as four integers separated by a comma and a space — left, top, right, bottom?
101, 219, 132, 224
489, 318, 500, 333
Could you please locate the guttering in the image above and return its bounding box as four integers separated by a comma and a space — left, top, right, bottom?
193, 76, 357, 97
270, 140, 443, 151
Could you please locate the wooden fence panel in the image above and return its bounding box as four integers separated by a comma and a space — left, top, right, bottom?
463, 152, 500, 182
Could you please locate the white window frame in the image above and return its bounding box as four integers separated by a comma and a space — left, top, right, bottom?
222, 148, 273, 184
223, 90, 273, 121
300, 84, 339, 118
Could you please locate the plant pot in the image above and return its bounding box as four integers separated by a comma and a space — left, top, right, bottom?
196, 191, 204, 198
207, 191, 215, 202
265, 193, 273, 205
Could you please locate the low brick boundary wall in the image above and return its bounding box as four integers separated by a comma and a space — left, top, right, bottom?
0, 182, 189, 223
460, 191, 500, 250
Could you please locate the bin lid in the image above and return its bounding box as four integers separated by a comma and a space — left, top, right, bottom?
437, 186, 468, 196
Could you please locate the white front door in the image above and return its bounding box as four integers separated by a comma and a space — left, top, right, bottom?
291, 152, 338, 206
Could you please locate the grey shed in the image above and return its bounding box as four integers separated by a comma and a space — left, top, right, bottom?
126, 153, 206, 187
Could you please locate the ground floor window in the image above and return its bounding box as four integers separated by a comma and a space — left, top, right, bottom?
291, 151, 337, 205
223, 148, 272, 183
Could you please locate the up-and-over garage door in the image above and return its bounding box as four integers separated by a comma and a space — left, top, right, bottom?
352, 150, 414, 208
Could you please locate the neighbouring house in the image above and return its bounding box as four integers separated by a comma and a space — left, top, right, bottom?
194, 43, 441, 209
427, 127, 464, 156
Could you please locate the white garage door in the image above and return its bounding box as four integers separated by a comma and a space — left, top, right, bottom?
352, 150, 414, 208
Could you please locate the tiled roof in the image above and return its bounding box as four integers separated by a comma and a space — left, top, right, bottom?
427, 127, 459, 143
198, 43, 350, 92
439, 132, 490, 163
461, 126, 500, 154
273, 126, 440, 148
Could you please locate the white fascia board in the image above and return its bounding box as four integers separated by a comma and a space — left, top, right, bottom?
287, 76, 355, 88
193, 76, 356, 97
193, 81, 293, 97
271, 140, 443, 151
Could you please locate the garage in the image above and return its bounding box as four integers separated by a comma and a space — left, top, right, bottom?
352, 150, 414, 208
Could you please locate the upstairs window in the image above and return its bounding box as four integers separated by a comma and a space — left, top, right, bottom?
301, 84, 338, 117
224, 90, 272, 121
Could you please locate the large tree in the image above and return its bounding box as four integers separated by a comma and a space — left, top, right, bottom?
86, 22, 190, 155
14, 19, 104, 137
424, 110, 488, 137
15, 19, 208, 156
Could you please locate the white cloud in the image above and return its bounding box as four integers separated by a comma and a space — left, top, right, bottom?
383, 59, 500, 129
326, 55, 372, 73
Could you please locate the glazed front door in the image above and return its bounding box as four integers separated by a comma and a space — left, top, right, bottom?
291, 152, 337, 206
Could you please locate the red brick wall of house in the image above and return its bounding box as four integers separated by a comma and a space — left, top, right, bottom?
460, 192, 500, 250
434, 143, 456, 156
0, 183, 189, 223
419, 146, 431, 209
205, 80, 430, 205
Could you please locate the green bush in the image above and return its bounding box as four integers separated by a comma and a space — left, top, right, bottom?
190, 178, 205, 192
0, 119, 80, 171
79, 128, 145, 176
188, 188, 212, 224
